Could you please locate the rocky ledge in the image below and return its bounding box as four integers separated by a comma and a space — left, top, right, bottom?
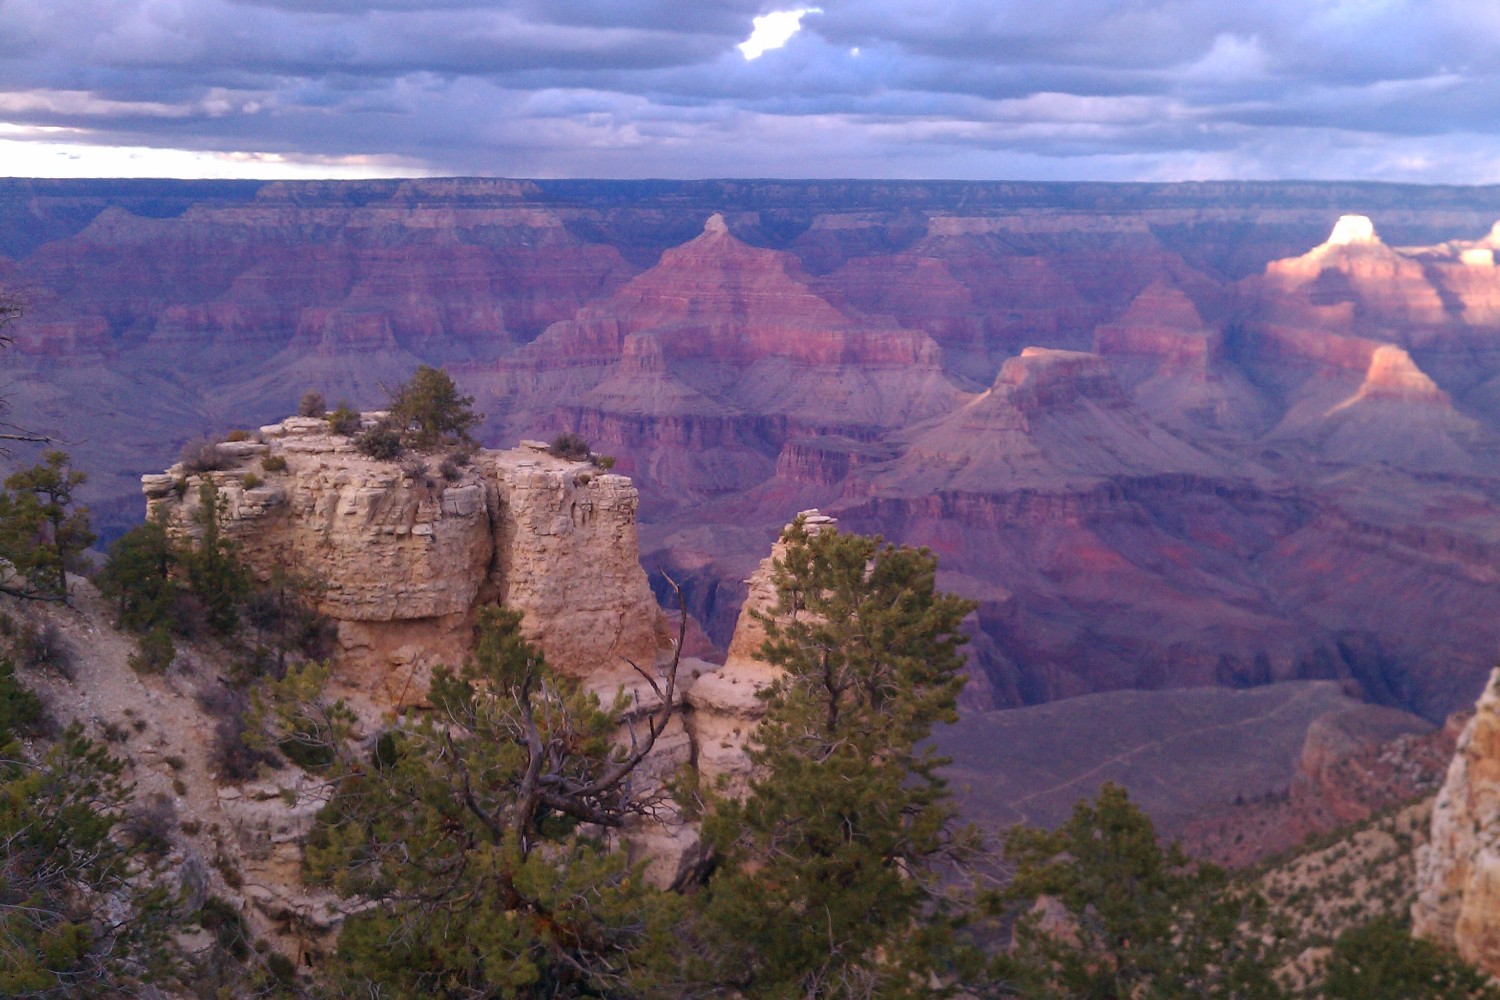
144, 415, 670, 701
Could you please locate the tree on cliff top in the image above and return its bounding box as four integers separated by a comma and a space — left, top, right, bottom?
690, 518, 988, 998
385, 365, 481, 451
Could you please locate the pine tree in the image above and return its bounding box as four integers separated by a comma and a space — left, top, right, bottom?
96, 518, 178, 632
997, 783, 1284, 999
182, 481, 250, 635
386, 365, 480, 451
263, 607, 685, 998
1, 725, 179, 996
0, 451, 94, 600
692, 518, 984, 999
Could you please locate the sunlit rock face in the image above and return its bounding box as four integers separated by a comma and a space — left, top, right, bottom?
1326, 214, 1379, 247
1415, 669, 1500, 976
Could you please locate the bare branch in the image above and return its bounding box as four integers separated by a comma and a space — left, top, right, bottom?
561, 572, 688, 802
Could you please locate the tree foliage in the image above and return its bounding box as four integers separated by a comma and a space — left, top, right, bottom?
0, 451, 94, 601
181, 481, 252, 636
1320, 915, 1500, 1000
386, 365, 481, 451
692, 519, 985, 999
266, 606, 685, 998
95, 518, 177, 633
996, 783, 1283, 999
1, 724, 178, 997
0, 655, 44, 744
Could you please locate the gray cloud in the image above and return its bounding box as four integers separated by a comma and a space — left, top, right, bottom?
4, 0, 1500, 181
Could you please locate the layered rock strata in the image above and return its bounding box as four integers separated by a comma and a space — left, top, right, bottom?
144, 415, 668, 700
1414, 668, 1500, 974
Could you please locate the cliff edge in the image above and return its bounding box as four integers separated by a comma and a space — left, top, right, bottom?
1413, 667, 1500, 975
143, 415, 670, 703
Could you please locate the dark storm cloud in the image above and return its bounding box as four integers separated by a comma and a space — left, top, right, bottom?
5, 0, 1500, 180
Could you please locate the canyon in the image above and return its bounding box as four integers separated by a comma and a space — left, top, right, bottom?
9, 177, 1500, 736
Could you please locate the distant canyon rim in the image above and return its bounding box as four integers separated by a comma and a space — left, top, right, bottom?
8, 177, 1500, 726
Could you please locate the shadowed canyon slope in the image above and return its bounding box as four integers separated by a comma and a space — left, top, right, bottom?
11, 178, 1500, 723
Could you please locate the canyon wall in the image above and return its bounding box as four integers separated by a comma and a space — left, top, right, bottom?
13, 181, 1500, 722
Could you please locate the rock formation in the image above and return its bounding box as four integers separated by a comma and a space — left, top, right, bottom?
1414, 668, 1500, 975
1093, 281, 1272, 434
144, 415, 669, 702
474, 213, 966, 514
687, 509, 837, 796
1311, 345, 1483, 473
139, 419, 845, 880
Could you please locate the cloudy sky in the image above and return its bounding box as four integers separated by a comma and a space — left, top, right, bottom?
3, 0, 1500, 182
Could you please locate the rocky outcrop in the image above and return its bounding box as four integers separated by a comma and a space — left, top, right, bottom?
1336, 345, 1448, 407
1258, 214, 1450, 331
1414, 669, 1500, 974
862, 347, 1228, 497
686, 510, 837, 796
145, 415, 668, 701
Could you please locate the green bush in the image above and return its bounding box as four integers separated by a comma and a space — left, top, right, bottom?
225, 429, 250, 443
326, 403, 361, 436
1322, 915, 1500, 999
261, 455, 287, 473
127, 626, 175, 674
241, 473, 262, 490
355, 423, 403, 461
548, 431, 592, 462
0, 657, 44, 744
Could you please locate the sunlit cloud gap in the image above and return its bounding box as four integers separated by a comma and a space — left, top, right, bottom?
0, 132, 429, 180
738, 8, 820, 60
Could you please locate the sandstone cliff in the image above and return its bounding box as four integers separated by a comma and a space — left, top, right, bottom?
1414, 668, 1500, 974
144, 415, 668, 701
